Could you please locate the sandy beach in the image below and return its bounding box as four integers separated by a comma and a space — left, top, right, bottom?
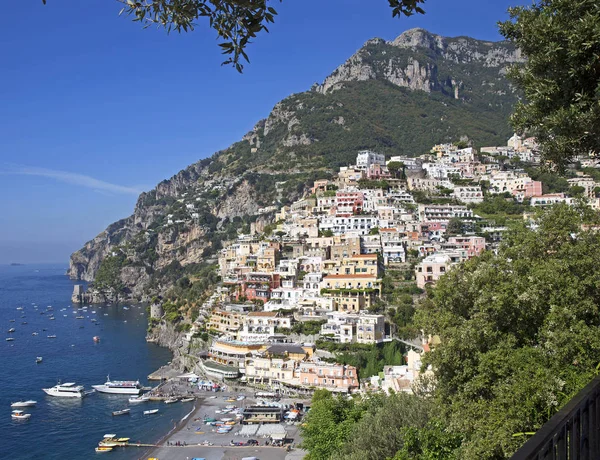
139, 387, 307, 460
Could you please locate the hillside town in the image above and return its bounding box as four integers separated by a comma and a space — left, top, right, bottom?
153, 134, 600, 397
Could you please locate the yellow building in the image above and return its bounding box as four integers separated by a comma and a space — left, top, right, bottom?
207, 310, 244, 334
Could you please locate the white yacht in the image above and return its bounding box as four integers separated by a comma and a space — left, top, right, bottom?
92, 376, 143, 395
42, 382, 86, 398
11, 400, 37, 408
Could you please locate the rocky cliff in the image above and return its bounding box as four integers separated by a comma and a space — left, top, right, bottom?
68, 28, 523, 298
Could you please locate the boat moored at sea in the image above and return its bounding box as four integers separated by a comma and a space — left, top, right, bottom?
95, 446, 113, 453
92, 376, 143, 395
111, 408, 130, 416
164, 398, 178, 404
11, 400, 37, 408
143, 409, 159, 415
43, 382, 86, 398
98, 434, 130, 447
11, 410, 31, 420
36, 357, 43, 363
180, 397, 195, 403
128, 395, 149, 404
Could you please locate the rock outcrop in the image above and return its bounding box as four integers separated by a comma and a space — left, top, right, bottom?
315, 28, 524, 95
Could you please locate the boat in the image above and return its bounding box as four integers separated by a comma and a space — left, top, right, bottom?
21, 322, 27, 325
11, 410, 31, 421
36, 357, 43, 363
143, 409, 159, 415
98, 434, 129, 447
95, 447, 113, 453
128, 395, 149, 404
16, 307, 23, 311
180, 397, 195, 403
8, 328, 15, 333
111, 409, 130, 416
47, 335, 57, 339
5, 338, 14, 342
164, 398, 178, 404
32, 332, 38, 336
93, 376, 143, 395
43, 382, 86, 398
9, 319, 15, 322
11, 400, 37, 408
76, 316, 84, 319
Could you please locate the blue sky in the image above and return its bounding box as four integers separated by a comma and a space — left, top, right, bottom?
0, 0, 525, 264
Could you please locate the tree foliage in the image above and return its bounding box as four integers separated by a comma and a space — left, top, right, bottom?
499, 0, 600, 169
302, 390, 459, 460
41, 0, 424, 72
416, 204, 600, 458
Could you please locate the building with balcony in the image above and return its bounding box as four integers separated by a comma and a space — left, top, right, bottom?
297, 362, 358, 393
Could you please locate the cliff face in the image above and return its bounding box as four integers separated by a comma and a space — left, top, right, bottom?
315, 28, 523, 96
68, 28, 522, 298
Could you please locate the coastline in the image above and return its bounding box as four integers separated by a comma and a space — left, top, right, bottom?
138, 401, 203, 459
140, 388, 307, 460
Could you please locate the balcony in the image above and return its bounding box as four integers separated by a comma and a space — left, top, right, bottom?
510, 375, 600, 460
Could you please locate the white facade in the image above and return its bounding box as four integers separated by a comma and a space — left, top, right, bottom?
356, 150, 386, 170
319, 216, 378, 236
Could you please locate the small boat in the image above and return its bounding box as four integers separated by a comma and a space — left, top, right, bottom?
32, 332, 38, 336
76, 316, 84, 319
11, 410, 31, 420
49, 317, 55, 320
36, 357, 43, 363
9, 319, 15, 322
21, 322, 27, 325
16, 307, 23, 311
11, 400, 37, 408
47, 335, 57, 339
95, 447, 113, 453
143, 409, 159, 415
8, 328, 15, 333
164, 398, 178, 404
111, 409, 130, 416
128, 396, 149, 404
5, 338, 14, 342
93, 336, 100, 343
180, 397, 195, 403
236, 395, 245, 401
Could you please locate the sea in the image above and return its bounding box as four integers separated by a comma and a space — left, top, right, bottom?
0, 264, 191, 459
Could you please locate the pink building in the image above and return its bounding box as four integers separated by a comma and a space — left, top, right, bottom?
297, 362, 358, 393
366, 164, 391, 180
335, 191, 364, 216
447, 236, 486, 258
513, 180, 542, 199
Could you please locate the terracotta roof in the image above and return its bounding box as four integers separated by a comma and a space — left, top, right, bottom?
247, 311, 278, 317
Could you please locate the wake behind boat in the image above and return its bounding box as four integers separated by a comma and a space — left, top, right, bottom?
92, 376, 143, 395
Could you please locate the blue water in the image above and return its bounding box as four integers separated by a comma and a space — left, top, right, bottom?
0, 264, 189, 459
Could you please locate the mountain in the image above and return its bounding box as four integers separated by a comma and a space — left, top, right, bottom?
68, 28, 523, 299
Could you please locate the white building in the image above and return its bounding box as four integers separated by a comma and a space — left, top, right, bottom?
417, 204, 473, 222
319, 216, 378, 236
453, 186, 484, 204
356, 150, 386, 170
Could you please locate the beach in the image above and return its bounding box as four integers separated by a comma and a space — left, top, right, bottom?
140, 386, 307, 460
